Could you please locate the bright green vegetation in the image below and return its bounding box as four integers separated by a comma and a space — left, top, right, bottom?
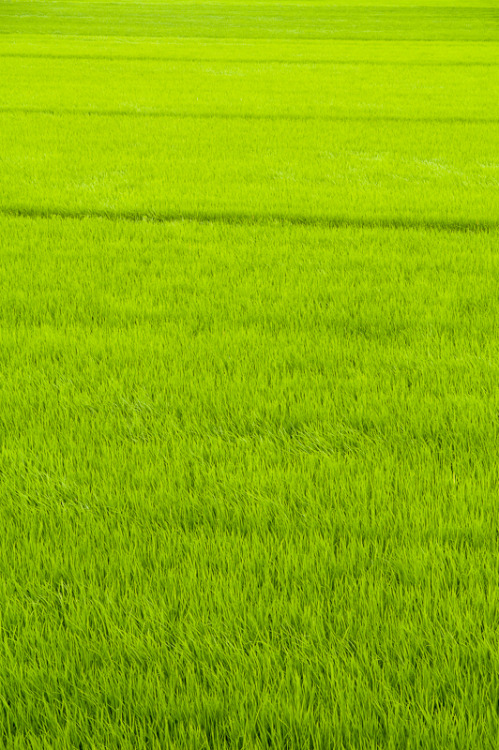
1, 1, 498, 40
1, 1, 499, 748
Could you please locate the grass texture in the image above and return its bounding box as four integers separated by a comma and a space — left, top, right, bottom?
1, 1, 499, 748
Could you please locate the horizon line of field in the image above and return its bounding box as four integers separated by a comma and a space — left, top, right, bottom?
1, 206, 496, 234
1, 108, 497, 124
2, 53, 498, 66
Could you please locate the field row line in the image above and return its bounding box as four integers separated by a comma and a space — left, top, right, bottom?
2, 34, 499, 41
1, 107, 497, 124
1, 206, 496, 234
2, 53, 498, 66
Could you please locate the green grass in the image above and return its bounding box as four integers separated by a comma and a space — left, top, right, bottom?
1, 2, 499, 748
1, 1, 498, 39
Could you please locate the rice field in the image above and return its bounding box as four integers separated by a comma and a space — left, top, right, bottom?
1, 1, 499, 748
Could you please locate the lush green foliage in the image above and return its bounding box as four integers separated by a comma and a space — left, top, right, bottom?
1, 1, 498, 40
1, 1, 499, 748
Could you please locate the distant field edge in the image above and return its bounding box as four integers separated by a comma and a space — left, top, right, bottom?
1, 206, 497, 234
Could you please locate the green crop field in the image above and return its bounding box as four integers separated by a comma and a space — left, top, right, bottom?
1, 1, 499, 748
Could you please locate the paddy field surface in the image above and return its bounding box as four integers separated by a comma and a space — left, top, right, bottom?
1, 1, 499, 748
